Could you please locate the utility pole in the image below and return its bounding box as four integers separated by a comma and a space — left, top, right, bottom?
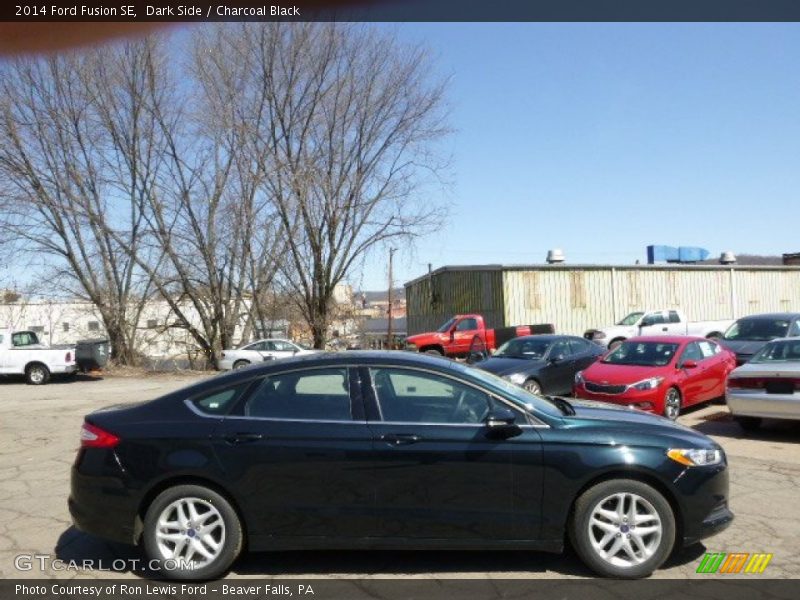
387, 248, 396, 349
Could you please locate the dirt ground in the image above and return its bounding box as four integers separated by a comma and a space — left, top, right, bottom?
1, 372, 798, 579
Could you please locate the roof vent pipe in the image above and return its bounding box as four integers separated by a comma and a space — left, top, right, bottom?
546, 249, 565, 264
719, 251, 737, 265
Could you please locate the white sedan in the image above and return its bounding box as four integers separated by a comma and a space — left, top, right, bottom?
726, 336, 800, 430
218, 339, 317, 371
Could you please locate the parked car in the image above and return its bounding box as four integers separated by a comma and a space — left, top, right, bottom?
574, 336, 737, 419
217, 338, 317, 370
0, 328, 77, 384
405, 313, 554, 358
70, 351, 732, 580
584, 309, 733, 349
474, 334, 605, 395
726, 337, 800, 430
719, 312, 800, 365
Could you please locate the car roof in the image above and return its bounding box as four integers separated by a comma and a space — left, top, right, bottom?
624, 335, 702, 344
736, 312, 800, 320
506, 334, 579, 343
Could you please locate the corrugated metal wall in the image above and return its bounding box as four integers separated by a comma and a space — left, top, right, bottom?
406, 265, 800, 337
406, 269, 505, 335
504, 267, 800, 335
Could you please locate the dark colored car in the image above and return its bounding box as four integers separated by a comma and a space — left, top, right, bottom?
719, 313, 800, 365
475, 334, 604, 395
70, 352, 732, 580
574, 336, 737, 420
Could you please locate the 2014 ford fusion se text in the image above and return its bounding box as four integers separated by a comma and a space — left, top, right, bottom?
69, 351, 732, 580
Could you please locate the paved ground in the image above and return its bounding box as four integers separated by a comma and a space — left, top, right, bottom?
1, 373, 798, 580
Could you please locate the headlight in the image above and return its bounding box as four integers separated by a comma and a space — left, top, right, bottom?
667, 448, 723, 467
593, 331, 607, 340
574, 371, 584, 384
632, 376, 664, 391
507, 373, 527, 385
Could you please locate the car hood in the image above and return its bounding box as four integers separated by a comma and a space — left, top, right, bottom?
562, 398, 715, 446
478, 357, 544, 377
582, 362, 668, 385
718, 339, 767, 356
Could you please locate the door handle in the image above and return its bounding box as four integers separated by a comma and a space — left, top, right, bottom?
224, 432, 264, 445
381, 433, 421, 446
662, 327, 668, 331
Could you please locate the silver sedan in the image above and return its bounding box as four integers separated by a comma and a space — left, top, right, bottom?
218, 338, 317, 371
726, 336, 800, 430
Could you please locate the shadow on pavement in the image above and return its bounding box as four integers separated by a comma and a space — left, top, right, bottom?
692, 411, 800, 444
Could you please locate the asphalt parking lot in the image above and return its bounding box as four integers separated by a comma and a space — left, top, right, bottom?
1, 374, 799, 580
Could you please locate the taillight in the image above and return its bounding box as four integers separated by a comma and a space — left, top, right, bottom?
65, 351, 72, 363
80, 422, 120, 448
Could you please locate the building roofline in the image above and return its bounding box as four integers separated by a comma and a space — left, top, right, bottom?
404, 263, 800, 287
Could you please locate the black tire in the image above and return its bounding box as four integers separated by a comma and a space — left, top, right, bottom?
569, 479, 676, 579
142, 484, 243, 581
734, 416, 762, 431
424, 348, 443, 356
663, 387, 682, 421
25, 363, 50, 385
523, 379, 542, 395
232, 360, 250, 370
608, 338, 626, 351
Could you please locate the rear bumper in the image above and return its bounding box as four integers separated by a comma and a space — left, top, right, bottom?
727, 389, 800, 420
69, 455, 140, 545
51, 364, 78, 374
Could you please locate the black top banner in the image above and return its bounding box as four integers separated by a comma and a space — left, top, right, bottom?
6, 0, 800, 22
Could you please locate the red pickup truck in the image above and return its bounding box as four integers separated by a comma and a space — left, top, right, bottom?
405, 314, 555, 358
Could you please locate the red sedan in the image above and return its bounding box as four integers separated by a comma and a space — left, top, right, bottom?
574, 336, 737, 419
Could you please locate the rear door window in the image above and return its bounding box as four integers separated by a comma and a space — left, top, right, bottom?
243, 368, 352, 421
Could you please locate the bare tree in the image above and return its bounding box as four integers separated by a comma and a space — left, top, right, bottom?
221, 23, 450, 348
0, 44, 164, 364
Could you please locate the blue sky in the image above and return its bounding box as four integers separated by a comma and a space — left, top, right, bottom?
358, 23, 800, 290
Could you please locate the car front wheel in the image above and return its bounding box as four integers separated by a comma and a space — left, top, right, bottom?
142, 485, 243, 580
232, 360, 250, 370
569, 479, 676, 578
663, 387, 682, 420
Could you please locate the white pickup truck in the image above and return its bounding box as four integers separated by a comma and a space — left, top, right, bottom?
584, 310, 734, 349
0, 329, 78, 384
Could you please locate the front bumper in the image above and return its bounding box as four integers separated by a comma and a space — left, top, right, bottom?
674, 461, 734, 545
574, 384, 662, 414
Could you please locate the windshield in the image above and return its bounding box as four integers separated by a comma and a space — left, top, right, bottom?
494, 338, 551, 359
751, 340, 800, 363
451, 361, 563, 418
436, 318, 457, 333
617, 312, 644, 326
602, 341, 679, 367
724, 318, 790, 342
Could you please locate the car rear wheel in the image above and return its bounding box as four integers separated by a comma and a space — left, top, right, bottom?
569, 479, 675, 578
663, 387, 682, 420
734, 416, 762, 431
142, 485, 243, 580
25, 363, 50, 385
523, 379, 542, 395
232, 360, 250, 370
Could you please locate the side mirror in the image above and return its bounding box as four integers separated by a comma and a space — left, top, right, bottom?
485, 406, 522, 439
549, 353, 565, 364
681, 359, 698, 369
640, 319, 654, 328
466, 350, 487, 365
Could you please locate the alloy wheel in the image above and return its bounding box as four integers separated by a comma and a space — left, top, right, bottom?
523, 380, 542, 395
587, 492, 663, 568
154, 497, 226, 568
